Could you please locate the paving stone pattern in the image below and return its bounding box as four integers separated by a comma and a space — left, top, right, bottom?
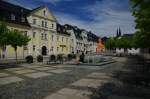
0, 62, 116, 99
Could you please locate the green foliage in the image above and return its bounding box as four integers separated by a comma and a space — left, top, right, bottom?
8, 29, 30, 61
104, 37, 115, 50
9, 29, 30, 49
105, 36, 135, 49
26, 55, 33, 63
131, 0, 150, 48
37, 55, 43, 62
0, 23, 9, 49
115, 37, 133, 49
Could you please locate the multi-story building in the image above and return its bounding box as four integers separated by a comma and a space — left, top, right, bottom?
64, 24, 77, 54
64, 24, 99, 54
56, 24, 71, 55
0, 1, 31, 59
27, 6, 57, 57
87, 32, 99, 53
0, 1, 57, 59
0, 1, 99, 60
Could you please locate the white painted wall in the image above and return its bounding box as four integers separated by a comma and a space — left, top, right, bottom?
127, 48, 140, 55
116, 48, 125, 54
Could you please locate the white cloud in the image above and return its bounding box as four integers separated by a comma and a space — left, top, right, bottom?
55, 0, 136, 37
55, 12, 91, 30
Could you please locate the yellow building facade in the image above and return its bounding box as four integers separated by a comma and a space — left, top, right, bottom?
56, 34, 71, 55
0, 1, 71, 59
27, 6, 57, 57
1, 1, 100, 60
56, 24, 71, 55
1, 22, 31, 59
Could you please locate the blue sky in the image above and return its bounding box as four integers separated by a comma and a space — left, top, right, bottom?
5, 0, 136, 37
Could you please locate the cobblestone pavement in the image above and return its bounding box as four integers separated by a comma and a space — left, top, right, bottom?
0, 57, 125, 99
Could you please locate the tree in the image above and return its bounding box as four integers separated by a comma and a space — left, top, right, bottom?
130, 0, 150, 48
8, 29, 30, 62
0, 22, 9, 58
104, 37, 116, 50
115, 37, 132, 49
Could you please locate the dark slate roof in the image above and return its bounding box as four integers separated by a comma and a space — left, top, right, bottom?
64, 24, 83, 40
73, 26, 83, 40
64, 24, 74, 30
57, 24, 70, 36
87, 32, 99, 42
101, 37, 108, 43
0, 0, 31, 27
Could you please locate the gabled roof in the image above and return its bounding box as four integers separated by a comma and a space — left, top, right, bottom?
87, 32, 99, 42
57, 24, 70, 36
73, 27, 83, 40
0, 0, 30, 27
28, 5, 57, 22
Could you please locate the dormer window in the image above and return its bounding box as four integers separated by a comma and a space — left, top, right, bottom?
58, 27, 61, 31
11, 14, 15, 20
21, 9, 24, 13
21, 17, 25, 22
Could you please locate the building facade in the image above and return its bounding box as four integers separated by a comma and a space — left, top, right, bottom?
27, 6, 57, 57
0, 1, 31, 59
56, 24, 71, 55
0, 1, 99, 59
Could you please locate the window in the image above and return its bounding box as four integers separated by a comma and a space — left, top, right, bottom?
62, 37, 64, 42
57, 36, 59, 41
24, 46, 28, 50
21, 9, 24, 13
41, 33, 44, 40
33, 32, 36, 38
51, 35, 54, 41
51, 46, 54, 52
52, 24, 54, 28
33, 45, 36, 51
33, 19, 36, 24
45, 22, 48, 28
43, 10, 47, 16
21, 17, 25, 22
45, 34, 47, 40
57, 47, 59, 52
62, 47, 63, 52
11, 14, 15, 20
66, 38, 68, 42
43, 10, 46, 16
42, 21, 44, 27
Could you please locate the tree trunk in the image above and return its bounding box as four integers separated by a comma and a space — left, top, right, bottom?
14, 47, 17, 64
23, 46, 24, 59
2, 46, 6, 59
0, 48, 1, 59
